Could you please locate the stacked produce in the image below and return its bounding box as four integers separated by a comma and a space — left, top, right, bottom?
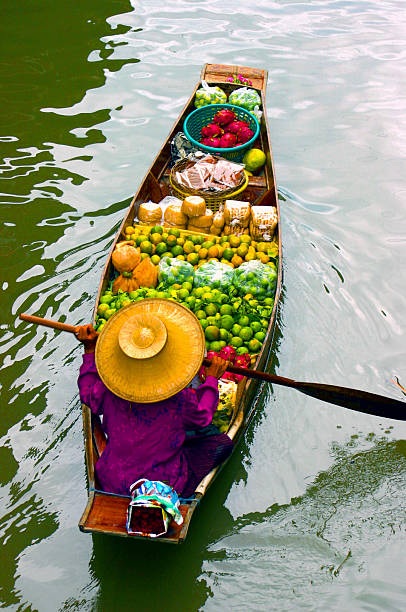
198, 109, 254, 150
96, 223, 278, 359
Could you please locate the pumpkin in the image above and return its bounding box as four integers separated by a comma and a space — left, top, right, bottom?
112, 243, 141, 273
112, 271, 140, 294
133, 257, 158, 288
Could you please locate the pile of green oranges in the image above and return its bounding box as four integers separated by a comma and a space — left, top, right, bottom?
123, 224, 278, 270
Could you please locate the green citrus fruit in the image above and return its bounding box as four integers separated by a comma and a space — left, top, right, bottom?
193, 287, 205, 298
239, 326, 253, 342
231, 323, 242, 336
219, 304, 233, 316
250, 321, 262, 333
230, 336, 243, 348
185, 296, 196, 309
196, 310, 206, 320
202, 241, 215, 250
219, 328, 231, 342
168, 228, 181, 237
150, 232, 163, 245
205, 303, 219, 316
248, 338, 262, 353
187, 252, 199, 265
205, 326, 220, 342
97, 303, 109, 316
236, 347, 249, 355
170, 245, 183, 257
183, 240, 195, 254
209, 341, 223, 352
140, 241, 153, 254
155, 242, 167, 256
220, 315, 234, 331
178, 288, 190, 300
166, 235, 177, 247
242, 148, 266, 172
238, 315, 250, 327
151, 254, 160, 265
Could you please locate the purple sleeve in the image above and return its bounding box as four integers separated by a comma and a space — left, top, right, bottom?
181, 376, 219, 429
77, 353, 106, 415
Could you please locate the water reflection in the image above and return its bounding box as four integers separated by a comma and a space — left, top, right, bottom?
201, 437, 406, 611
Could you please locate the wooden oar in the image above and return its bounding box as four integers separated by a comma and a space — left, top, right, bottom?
19, 313, 406, 421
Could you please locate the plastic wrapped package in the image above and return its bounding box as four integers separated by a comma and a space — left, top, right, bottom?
188, 209, 213, 229
228, 87, 261, 111
158, 257, 194, 286
194, 80, 227, 108
209, 224, 221, 236
233, 260, 277, 300
170, 132, 201, 166
181, 196, 206, 218
174, 155, 244, 192
194, 260, 234, 291
250, 206, 278, 242
138, 201, 163, 224
212, 209, 225, 230
223, 224, 250, 237
164, 203, 188, 227
211, 159, 245, 189
224, 200, 251, 228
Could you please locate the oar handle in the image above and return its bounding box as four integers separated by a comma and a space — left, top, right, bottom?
202, 357, 295, 386
19, 313, 79, 334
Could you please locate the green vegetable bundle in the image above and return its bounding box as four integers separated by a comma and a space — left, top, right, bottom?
158, 257, 194, 287
228, 87, 261, 112
194, 261, 234, 291
233, 260, 277, 301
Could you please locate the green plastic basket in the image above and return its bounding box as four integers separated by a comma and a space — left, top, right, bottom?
183, 103, 260, 163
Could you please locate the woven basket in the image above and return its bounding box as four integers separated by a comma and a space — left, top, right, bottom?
170, 157, 249, 212
183, 103, 260, 162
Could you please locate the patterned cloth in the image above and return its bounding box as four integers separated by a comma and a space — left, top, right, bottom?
78, 353, 233, 496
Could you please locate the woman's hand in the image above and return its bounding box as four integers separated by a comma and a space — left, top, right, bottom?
75, 324, 98, 353
205, 355, 230, 380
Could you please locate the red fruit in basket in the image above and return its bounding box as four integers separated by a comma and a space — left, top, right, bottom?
201, 123, 222, 138
200, 136, 221, 147
226, 120, 250, 134
213, 108, 236, 126
219, 133, 237, 148
237, 125, 254, 144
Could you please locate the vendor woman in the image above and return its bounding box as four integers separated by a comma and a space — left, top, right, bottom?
76, 299, 233, 498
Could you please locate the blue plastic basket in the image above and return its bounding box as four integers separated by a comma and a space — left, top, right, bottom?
183, 103, 260, 163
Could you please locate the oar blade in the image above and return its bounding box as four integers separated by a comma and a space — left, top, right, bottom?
297, 382, 406, 421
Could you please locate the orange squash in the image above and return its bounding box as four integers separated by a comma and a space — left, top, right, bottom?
112, 243, 141, 273
112, 271, 140, 294
132, 257, 158, 288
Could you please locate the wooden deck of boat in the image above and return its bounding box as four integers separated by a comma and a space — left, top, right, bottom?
79, 491, 198, 543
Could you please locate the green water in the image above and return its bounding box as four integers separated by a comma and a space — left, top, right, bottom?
1, 1, 406, 610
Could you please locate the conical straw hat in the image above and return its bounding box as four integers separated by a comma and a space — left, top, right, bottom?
95, 299, 205, 403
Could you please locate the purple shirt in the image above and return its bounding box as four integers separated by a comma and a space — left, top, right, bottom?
78, 353, 219, 496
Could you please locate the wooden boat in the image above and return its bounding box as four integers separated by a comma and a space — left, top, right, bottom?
79, 63, 282, 543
